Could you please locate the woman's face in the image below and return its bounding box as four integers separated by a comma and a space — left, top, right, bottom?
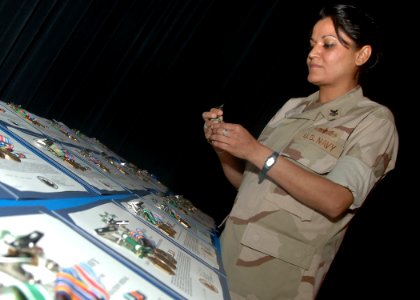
307, 17, 360, 88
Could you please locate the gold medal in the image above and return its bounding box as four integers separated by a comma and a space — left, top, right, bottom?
152, 248, 177, 269
152, 252, 177, 270
147, 255, 175, 275
64, 158, 88, 171
116, 166, 128, 174
177, 217, 190, 228
63, 158, 77, 169
98, 163, 110, 173
157, 223, 177, 238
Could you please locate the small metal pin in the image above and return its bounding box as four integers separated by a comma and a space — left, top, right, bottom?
329, 109, 338, 116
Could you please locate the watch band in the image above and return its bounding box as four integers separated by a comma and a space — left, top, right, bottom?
258, 151, 279, 183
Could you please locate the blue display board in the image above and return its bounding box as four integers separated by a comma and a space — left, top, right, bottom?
0, 101, 227, 299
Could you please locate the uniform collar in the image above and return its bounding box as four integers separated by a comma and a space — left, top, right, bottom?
286, 86, 364, 121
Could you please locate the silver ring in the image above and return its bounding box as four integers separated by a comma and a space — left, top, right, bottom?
223, 128, 228, 137
203, 123, 208, 129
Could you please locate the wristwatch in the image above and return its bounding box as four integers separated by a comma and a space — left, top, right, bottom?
258, 151, 279, 183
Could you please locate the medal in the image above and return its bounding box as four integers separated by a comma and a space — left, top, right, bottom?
1, 148, 21, 162
147, 255, 175, 275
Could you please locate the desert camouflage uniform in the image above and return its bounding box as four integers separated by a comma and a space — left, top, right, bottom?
220, 87, 399, 300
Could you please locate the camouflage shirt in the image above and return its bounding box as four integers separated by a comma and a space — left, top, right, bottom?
220, 87, 399, 300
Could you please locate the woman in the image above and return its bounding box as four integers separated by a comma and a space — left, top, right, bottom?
203, 4, 398, 300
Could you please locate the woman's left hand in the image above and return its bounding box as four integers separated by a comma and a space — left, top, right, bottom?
209, 122, 261, 160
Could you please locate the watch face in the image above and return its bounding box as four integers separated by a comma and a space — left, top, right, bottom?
267, 157, 276, 167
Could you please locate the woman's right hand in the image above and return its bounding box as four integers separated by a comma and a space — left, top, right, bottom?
202, 106, 224, 142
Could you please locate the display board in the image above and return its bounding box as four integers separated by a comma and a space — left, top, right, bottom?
0, 125, 93, 199
0, 101, 228, 299
0, 207, 177, 299
54, 200, 229, 300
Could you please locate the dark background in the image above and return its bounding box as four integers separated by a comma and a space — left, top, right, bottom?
0, 0, 413, 298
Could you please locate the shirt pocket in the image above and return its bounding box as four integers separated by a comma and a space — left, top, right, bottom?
240, 222, 315, 270
265, 191, 314, 221
282, 126, 347, 174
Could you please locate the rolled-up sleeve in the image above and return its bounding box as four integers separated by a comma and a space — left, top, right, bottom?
326, 108, 399, 208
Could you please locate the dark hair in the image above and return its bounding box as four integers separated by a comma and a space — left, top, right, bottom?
319, 4, 382, 73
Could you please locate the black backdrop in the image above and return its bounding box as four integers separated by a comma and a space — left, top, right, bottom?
0, 0, 412, 298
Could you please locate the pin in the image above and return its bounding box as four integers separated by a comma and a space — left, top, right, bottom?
95, 224, 119, 234
1, 230, 60, 283
209, 103, 224, 123
107, 218, 129, 225
121, 234, 148, 257
35, 138, 54, 147
7, 231, 43, 248
142, 209, 157, 225
329, 109, 338, 116
128, 201, 144, 213
95, 225, 121, 243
